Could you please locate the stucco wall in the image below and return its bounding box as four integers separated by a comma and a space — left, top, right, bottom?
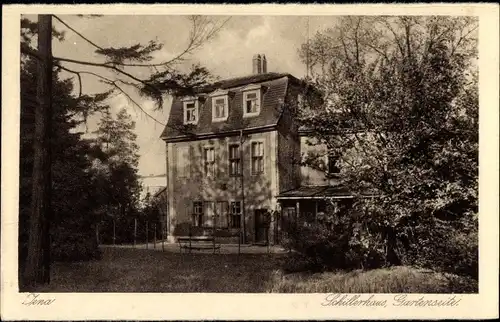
166, 130, 278, 243
300, 136, 330, 186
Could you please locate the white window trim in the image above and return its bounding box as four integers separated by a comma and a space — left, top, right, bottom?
211, 95, 229, 122
183, 99, 199, 125
250, 139, 265, 175
243, 89, 261, 118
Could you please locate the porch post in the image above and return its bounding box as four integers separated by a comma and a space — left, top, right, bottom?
315, 200, 318, 223
296, 201, 300, 223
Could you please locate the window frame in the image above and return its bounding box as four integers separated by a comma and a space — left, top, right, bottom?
228, 144, 241, 176
242, 89, 261, 117
183, 98, 199, 125
211, 95, 229, 122
327, 151, 341, 175
203, 146, 216, 177
250, 140, 265, 175
192, 201, 204, 227
229, 201, 242, 229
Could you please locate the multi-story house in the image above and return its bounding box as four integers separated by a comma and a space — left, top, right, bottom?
161, 54, 351, 245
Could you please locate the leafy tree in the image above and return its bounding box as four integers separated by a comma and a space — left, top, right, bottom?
296, 16, 478, 277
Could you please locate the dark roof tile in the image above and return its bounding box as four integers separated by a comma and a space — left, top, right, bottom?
161, 73, 299, 140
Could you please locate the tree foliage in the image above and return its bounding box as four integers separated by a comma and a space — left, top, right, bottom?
20, 14, 228, 286
19, 57, 104, 279
92, 108, 142, 228
295, 16, 478, 278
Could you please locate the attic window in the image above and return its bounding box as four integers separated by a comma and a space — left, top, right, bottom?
212, 96, 228, 122
183, 100, 198, 125
243, 90, 261, 117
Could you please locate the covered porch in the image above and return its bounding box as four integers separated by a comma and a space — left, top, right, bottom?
274, 185, 354, 243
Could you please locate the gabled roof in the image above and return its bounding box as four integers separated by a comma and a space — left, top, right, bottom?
161, 73, 304, 142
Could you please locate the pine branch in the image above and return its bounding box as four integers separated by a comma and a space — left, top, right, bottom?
55, 64, 83, 98
52, 55, 162, 102
54, 64, 165, 126
52, 15, 105, 51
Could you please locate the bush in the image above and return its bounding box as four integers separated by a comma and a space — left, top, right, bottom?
52, 230, 101, 262
403, 223, 478, 280
280, 212, 353, 272
280, 201, 478, 281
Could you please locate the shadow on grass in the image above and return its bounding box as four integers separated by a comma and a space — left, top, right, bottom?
34, 247, 282, 293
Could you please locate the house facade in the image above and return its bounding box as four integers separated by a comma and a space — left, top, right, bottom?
161, 54, 349, 244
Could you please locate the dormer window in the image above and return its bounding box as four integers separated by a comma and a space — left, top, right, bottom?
209, 89, 230, 122
212, 96, 228, 121
183, 97, 199, 125
244, 92, 259, 114
242, 84, 263, 118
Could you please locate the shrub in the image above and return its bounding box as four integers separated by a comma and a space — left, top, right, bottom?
280, 208, 354, 272
402, 221, 478, 280
52, 229, 101, 262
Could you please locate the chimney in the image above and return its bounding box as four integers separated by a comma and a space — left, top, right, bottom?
261, 54, 267, 73
252, 54, 262, 74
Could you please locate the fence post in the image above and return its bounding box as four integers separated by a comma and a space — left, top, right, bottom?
153, 223, 157, 249
134, 218, 137, 248
161, 224, 165, 252
146, 220, 149, 249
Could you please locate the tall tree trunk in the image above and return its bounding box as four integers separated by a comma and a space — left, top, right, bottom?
22, 14, 53, 288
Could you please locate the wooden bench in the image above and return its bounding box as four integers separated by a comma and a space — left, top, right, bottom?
177, 236, 221, 254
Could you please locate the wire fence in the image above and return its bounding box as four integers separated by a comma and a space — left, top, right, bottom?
96, 218, 167, 250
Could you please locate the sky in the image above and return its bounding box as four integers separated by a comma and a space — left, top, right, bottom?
50, 15, 339, 176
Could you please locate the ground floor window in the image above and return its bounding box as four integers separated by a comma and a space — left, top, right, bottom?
192, 201, 203, 227
230, 201, 241, 228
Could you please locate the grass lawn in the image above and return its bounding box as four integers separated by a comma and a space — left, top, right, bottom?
32, 247, 477, 293
35, 247, 281, 292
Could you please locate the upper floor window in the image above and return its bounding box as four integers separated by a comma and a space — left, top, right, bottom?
251, 141, 264, 174
327, 151, 340, 174
212, 96, 229, 121
229, 144, 241, 176
183, 99, 198, 125
203, 147, 215, 177
243, 91, 260, 116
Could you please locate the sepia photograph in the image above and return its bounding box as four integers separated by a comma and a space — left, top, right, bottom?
2, 3, 499, 320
